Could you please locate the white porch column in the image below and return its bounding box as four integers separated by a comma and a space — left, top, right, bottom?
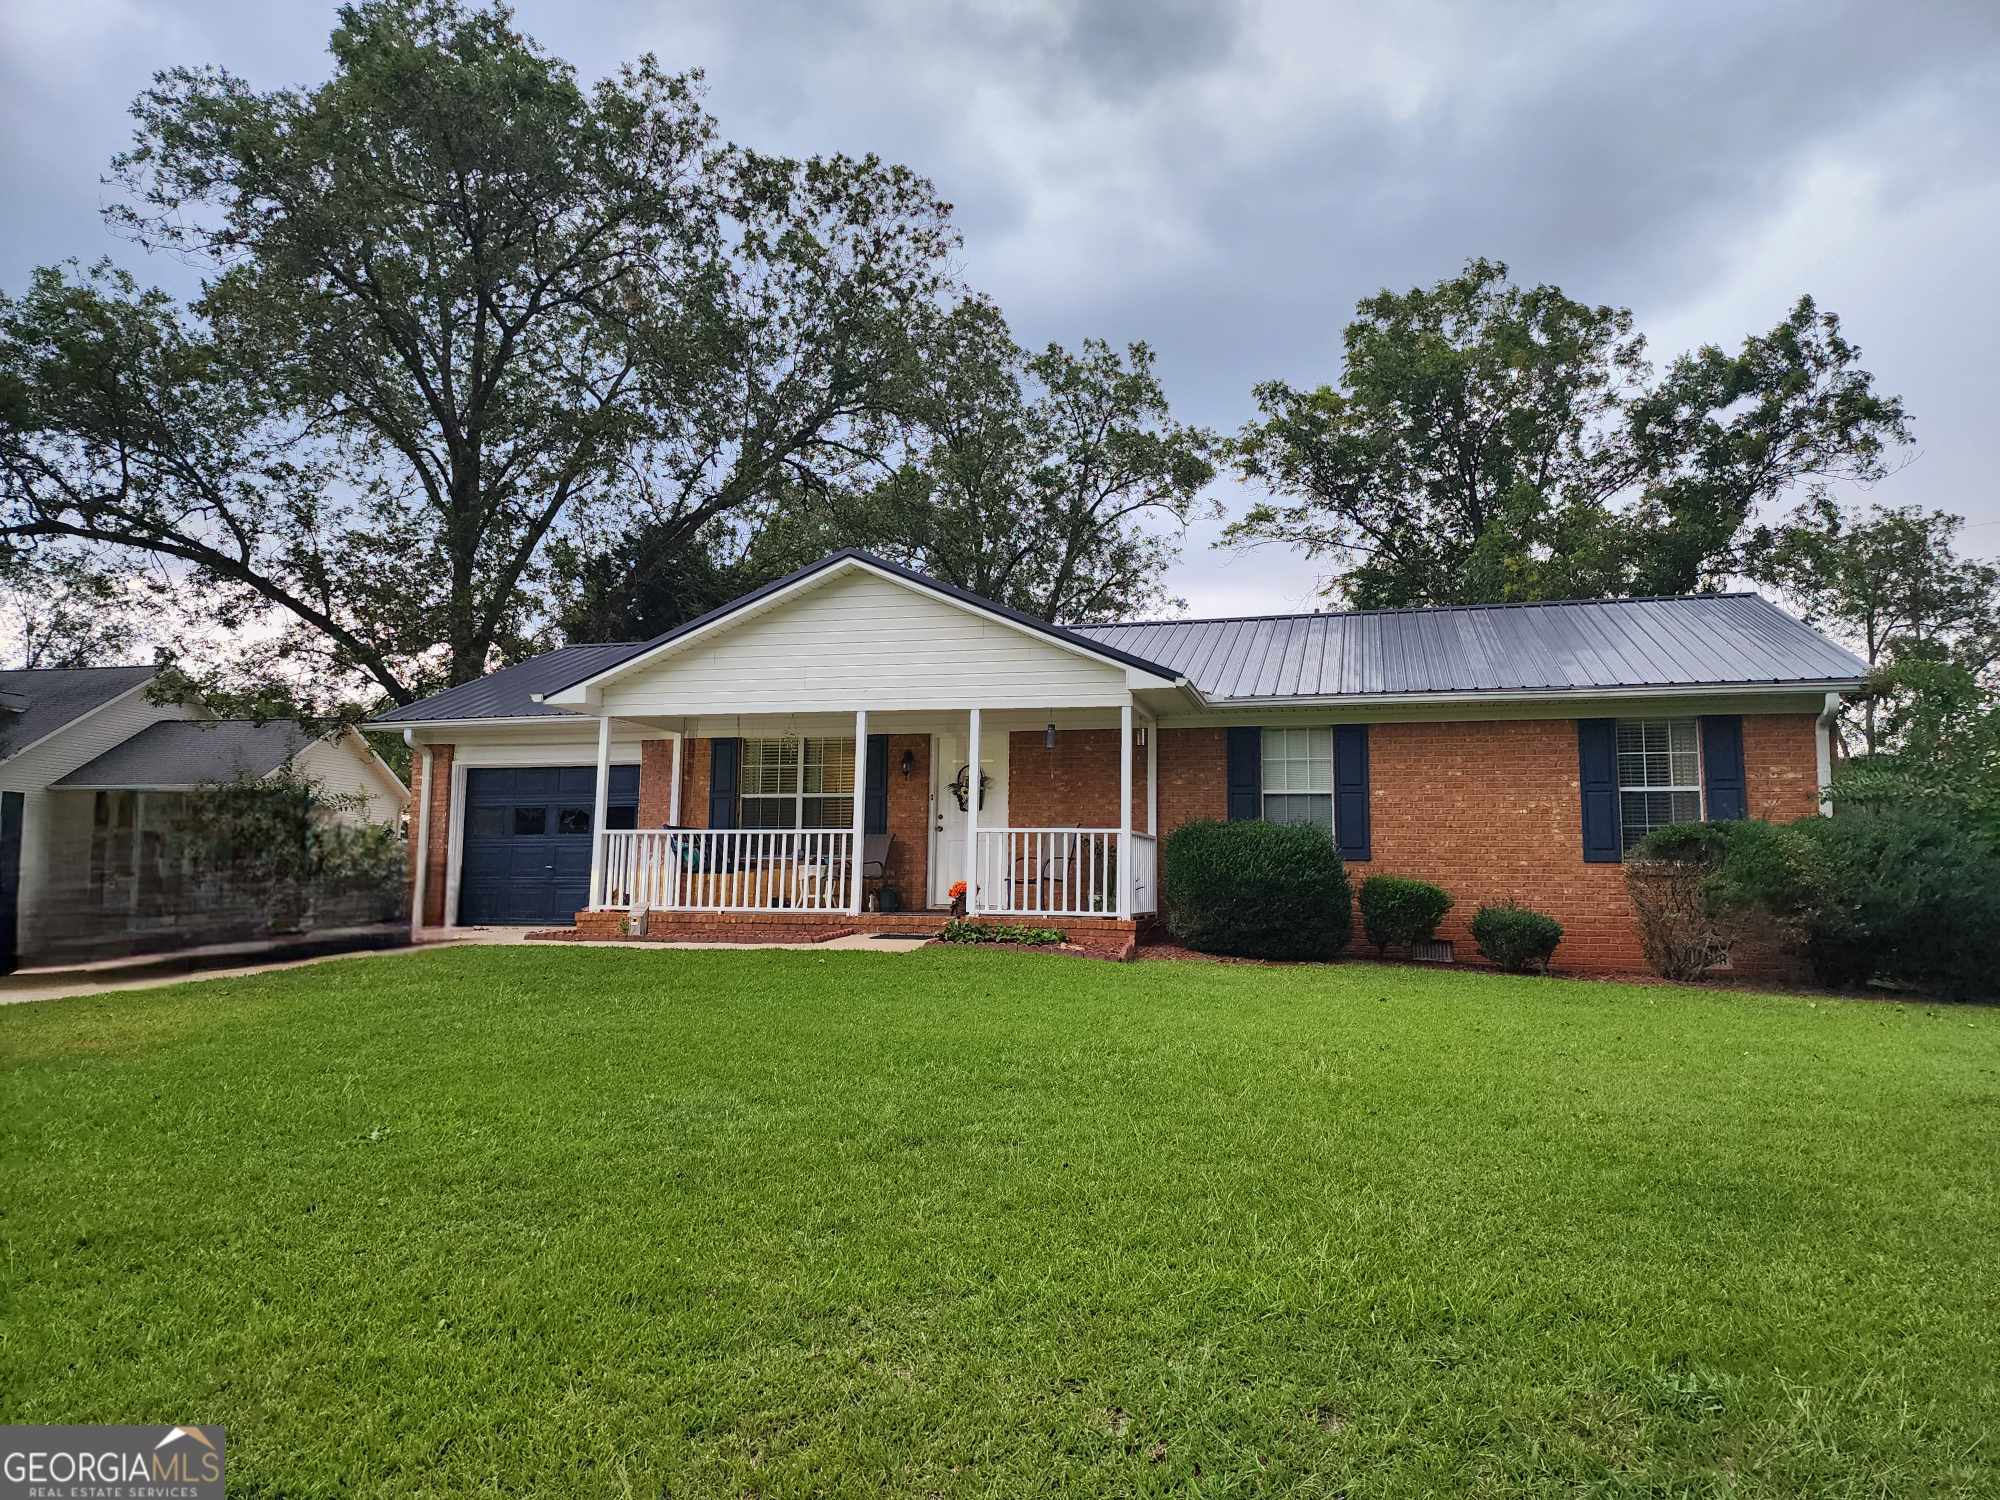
668, 732, 684, 825
587, 715, 611, 908
964, 705, 981, 913
1117, 701, 1134, 919
849, 709, 868, 915
1145, 711, 1159, 836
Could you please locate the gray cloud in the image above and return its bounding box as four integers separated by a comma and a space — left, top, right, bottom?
5, 0, 1996, 616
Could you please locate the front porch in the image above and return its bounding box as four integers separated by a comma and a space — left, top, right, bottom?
577, 704, 1164, 928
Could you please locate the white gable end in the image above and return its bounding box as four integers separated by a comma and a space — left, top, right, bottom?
592, 567, 1134, 715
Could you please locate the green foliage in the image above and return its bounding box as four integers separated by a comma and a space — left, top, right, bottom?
1162, 819, 1351, 960
1225, 258, 1909, 608
1637, 812, 2000, 998
1742, 813, 1998, 997
1, 0, 959, 704
1358, 875, 1454, 955
177, 764, 405, 926
1470, 902, 1564, 974
1743, 499, 2000, 758
797, 298, 1220, 623
933, 920, 1068, 946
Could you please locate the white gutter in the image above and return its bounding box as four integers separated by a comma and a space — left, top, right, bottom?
1816, 690, 1842, 816
365, 714, 587, 732
1183, 678, 1867, 712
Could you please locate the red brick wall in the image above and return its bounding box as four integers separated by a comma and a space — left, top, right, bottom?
639, 739, 676, 826
1743, 713, 1822, 820
1007, 728, 1149, 832
1158, 727, 1228, 838
406, 744, 454, 927
681, 738, 712, 829
881, 734, 932, 908
1149, 713, 1823, 975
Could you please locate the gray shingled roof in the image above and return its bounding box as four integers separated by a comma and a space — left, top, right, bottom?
371, 643, 644, 724
53, 720, 315, 788
1074, 593, 1868, 701
0, 665, 158, 759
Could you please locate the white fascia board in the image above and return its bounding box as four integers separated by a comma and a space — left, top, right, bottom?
1209, 679, 1864, 710
1159, 678, 1862, 723
533, 556, 1181, 706
364, 714, 592, 733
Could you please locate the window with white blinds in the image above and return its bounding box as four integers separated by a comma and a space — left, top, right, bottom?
1261, 727, 1334, 831
1616, 718, 1702, 852
739, 737, 855, 829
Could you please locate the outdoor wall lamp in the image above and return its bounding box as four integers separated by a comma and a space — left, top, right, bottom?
899, 748, 916, 777
1135, 725, 1148, 747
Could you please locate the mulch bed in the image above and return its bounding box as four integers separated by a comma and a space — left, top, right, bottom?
523, 927, 854, 945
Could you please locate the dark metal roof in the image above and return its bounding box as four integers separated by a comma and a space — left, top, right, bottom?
371, 643, 647, 724
0, 665, 157, 759
1073, 593, 1869, 700
52, 720, 315, 788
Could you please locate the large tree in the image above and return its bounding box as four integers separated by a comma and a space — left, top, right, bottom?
0, 546, 160, 670
0, 0, 956, 704
556, 297, 1219, 638
834, 298, 1216, 623
1744, 498, 1999, 755
1225, 258, 1911, 608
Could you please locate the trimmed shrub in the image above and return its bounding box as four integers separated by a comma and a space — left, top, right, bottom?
1358, 875, 1454, 956
1718, 811, 2000, 997
934, 920, 1067, 946
1162, 819, 1351, 960
1470, 902, 1563, 974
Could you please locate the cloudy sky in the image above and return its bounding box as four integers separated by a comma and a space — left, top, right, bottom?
4, 0, 1997, 618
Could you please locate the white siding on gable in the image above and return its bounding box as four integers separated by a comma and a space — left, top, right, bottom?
291, 737, 406, 825
596, 569, 1132, 716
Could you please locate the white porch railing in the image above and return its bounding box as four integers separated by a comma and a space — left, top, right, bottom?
972, 828, 1126, 918
1130, 831, 1158, 916
602, 829, 856, 913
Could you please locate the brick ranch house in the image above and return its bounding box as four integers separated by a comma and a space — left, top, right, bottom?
372, 549, 1866, 972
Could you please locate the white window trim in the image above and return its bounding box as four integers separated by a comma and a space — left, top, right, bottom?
1615, 717, 1705, 850
740, 735, 856, 830
1260, 726, 1337, 835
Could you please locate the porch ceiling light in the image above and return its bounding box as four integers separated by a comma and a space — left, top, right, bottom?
1045, 722, 1057, 749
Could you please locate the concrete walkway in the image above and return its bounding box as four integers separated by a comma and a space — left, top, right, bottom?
2, 926, 929, 1005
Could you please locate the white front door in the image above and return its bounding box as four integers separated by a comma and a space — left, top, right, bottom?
931, 727, 1009, 908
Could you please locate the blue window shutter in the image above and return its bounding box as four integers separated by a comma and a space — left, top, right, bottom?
1334, 724, 1370, 861
1578, 719, 1620, 862
1701, 715, 1747, 821
708, 738, 740, 829
865, 734, 889, 835
1225, 727, 1261, 821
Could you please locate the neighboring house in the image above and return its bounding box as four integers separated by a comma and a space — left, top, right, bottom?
0, 667, 408, 970
372, 549, 1866, 974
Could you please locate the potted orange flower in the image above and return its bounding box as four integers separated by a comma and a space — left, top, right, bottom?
948, 879, 967, 918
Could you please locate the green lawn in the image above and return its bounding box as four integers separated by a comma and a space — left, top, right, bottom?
3, 949, 1997, 1497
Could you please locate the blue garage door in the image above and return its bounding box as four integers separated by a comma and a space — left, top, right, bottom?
458, 765, 640, 926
